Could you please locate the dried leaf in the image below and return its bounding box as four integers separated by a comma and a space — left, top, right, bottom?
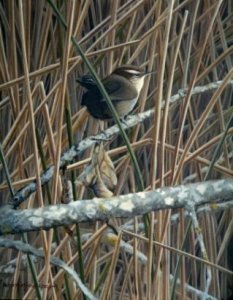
78, 143, 117, 198
95, 143, 117, 190
60, 169, 73, 204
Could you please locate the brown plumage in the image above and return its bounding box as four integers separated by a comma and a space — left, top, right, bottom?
77, 65, 149, 120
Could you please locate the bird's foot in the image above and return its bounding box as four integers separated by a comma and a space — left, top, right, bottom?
120, 116, 129, 126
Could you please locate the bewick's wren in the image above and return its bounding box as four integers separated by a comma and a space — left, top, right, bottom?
77, 65, 153, 120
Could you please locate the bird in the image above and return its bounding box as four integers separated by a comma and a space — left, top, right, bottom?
77, 65, 153, 121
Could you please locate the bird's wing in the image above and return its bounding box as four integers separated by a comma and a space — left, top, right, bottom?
103, 74, 138, 101
80, 74, 138, 105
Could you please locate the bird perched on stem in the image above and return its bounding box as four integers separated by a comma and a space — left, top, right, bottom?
77, 65, 154, 121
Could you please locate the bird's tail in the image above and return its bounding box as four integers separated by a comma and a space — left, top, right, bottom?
77, 75, 96, 89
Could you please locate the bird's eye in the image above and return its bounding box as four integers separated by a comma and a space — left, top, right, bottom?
133, 73, 141, 78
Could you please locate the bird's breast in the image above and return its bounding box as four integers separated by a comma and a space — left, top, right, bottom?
114, 98, 138, 117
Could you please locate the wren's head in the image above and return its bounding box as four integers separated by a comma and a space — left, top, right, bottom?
112, 65, 149, 94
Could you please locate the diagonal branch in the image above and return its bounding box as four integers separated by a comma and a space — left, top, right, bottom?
0, 238, 97, 300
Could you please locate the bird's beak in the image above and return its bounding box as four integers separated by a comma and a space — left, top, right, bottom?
144, 71, 156, 76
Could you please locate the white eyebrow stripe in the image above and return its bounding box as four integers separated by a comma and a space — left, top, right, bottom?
124, 69, 141, 75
